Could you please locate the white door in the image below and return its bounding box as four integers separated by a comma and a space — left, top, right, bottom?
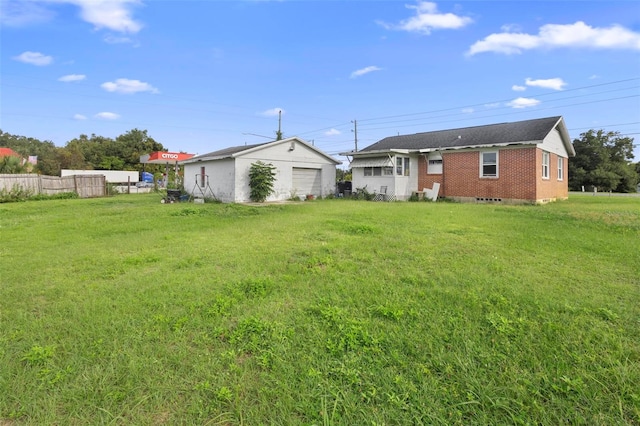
292, 168, 321, 196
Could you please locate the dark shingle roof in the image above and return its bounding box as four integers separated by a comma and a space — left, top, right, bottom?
359, 116, 563, 152
192, 143, 268, 159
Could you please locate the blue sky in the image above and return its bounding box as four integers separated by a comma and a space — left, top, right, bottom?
1, 0, 639, 164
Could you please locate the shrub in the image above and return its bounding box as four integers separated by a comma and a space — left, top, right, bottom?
0, 184, 33, 203
249, 161, 276, 202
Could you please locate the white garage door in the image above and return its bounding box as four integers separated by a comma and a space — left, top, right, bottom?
292, 168, 321, 196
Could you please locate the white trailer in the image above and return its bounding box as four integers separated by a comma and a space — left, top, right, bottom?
61, 169, 139, 184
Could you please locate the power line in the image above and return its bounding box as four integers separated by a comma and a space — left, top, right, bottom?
356, 77, 640, 123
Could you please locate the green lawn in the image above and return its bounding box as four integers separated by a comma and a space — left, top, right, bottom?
1, 194, 639, 425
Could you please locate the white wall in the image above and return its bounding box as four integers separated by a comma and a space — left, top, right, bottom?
61, 169, 138, 183
184, 159, 236, 202
351, 154, 419, 200
541, 128, 570, 157
184, 140, 338, 202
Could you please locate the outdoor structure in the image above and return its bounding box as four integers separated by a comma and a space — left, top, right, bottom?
61, 169, 139, 184
181, 137, 340, 203
140, 151, 195, 187
341, 116, 575, 204
0, 174, 105, 198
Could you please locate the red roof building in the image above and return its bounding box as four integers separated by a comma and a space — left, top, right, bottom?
0, 147, 22, 158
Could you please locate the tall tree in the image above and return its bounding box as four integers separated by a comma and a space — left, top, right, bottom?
569, 130, 637, 192
66, 134, 115, 169
115, 129, 164, 170
0, 130, 58, 175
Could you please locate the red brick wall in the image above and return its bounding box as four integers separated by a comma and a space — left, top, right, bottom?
536, 150, 569, 201
417, 155, 444, 193
417, 147, 568, 202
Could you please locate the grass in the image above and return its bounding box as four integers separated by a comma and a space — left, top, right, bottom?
0, 194, 639, 425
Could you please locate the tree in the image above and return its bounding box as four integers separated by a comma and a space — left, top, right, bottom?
569, 130, 637, 192
248, 161, 276, 202
115, 129, 164, 170
0, 130, 58, 175
0, 156, 27, 174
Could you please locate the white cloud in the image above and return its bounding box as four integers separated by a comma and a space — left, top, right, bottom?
13, 51, 53, 66
525, 77, 566, 91
0, 1, 55, 27
484, 102, 501, 109
468, 21, 640, 55
506, 97, 541, 109
512, 85, 526, 91
500, 24, 521, 33
325, 128, 341, 136
59, 74, 86, 82
2, 0, 143, 35
377, 1, 472, 35
95, 112, 120, 120
350, 66, 382, 79
101, 78, 158, 94
461, 108, 474, 114
259, 108, 285, 117
53, 0, 143, 33
73, 114, 87, 120
103, 34, 133, 44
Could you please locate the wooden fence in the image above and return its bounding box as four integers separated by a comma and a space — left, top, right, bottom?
0, 174, 106, 198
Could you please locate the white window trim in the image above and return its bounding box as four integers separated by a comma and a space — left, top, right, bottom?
395, 156, 410, 177
427, 153, 443, 175
557, 157, 564, 181
479, 150, 499, 178
542, 151, 550, 180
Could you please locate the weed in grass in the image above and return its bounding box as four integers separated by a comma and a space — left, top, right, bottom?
21, 345, 55, 366
170, 207, 201, 216
205, 295, 236, 317
239, 277, 273, 299
371, 304, 404, 321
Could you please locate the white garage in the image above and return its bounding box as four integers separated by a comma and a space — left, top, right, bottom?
181, 137, 340, 203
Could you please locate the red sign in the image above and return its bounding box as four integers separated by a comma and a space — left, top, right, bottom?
146, 152, 194, 163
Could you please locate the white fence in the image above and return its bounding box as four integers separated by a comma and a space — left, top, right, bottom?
0, 174, 106, 198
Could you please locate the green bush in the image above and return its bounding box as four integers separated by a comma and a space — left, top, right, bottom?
249, 161, 276, 202
0, 185, 33, 203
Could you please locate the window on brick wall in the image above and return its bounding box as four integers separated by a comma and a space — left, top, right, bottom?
427, 153, 443, 174
480, 151, 498, 178
542, 151, 550, 179
557, 157, 564, 181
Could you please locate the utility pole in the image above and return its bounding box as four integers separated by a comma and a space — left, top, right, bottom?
351, 119, 358, 152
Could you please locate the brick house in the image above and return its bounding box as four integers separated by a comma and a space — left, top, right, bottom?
341, 116, 575, 204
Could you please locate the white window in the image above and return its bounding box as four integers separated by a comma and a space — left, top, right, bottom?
542, 151, 550, 179
364, 167, 383, 176
557, 157, 564, 181
396, 156, 410, 176
427, 153, 443, 174
480, 151, 498, 178
383, 167, 393, 176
